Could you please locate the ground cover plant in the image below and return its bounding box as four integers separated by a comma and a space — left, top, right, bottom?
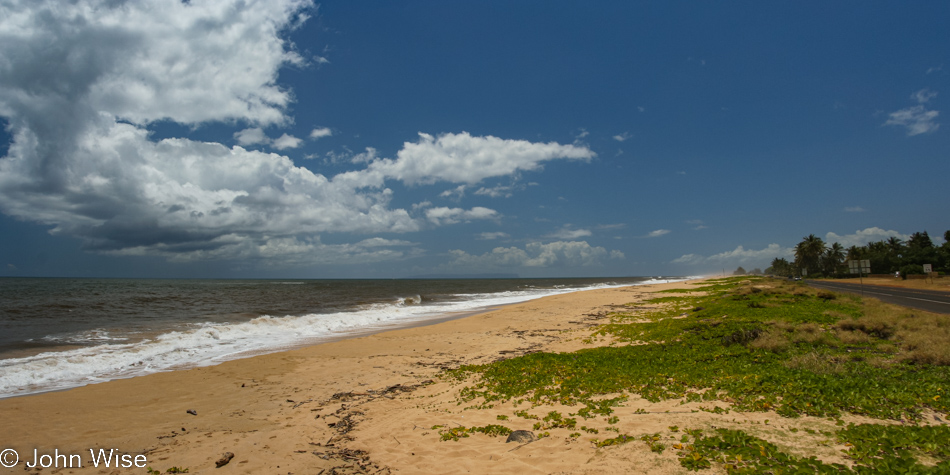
673, 424, 950, 473
447, 276, 950, 470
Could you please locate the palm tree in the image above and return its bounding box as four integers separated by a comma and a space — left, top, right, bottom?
846, 245, 864, 261
886, 237, 905, 256
794, 234, 826, 276
768, 257, 793, 277
823, 242, 845, 276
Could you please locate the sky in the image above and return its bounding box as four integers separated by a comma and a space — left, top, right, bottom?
0, 1, 947, 279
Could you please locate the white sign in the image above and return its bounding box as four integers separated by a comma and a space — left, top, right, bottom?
848, 260, 871, 274
923, 264, 933, 273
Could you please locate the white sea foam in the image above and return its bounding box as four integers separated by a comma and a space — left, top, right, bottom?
0, 278, 691, 398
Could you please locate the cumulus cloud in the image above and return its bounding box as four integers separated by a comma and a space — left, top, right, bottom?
672, 244, 793, 266
1, 0, 307, 128
645, 229, 671, 238
425, 207, 498, 226
310, 127, 333, 139
825, 227, 910, 248
130, 235, 424, 267
439, 185, 467, 201
0, 0, 593, 264
547, 226, 593, 240
613, 132, 632, 142
234, 129, 302, 150
477, 232, 509, 240
349, 147, 379, 164
272, 133, 304, 150
675, 228, 923, 269
474, 184, 519, 198
449, 241, 624, 268
367, 132, 594, 185
353, 237, 417, 248
234, 128, 270, 146
885, 89, 940, 136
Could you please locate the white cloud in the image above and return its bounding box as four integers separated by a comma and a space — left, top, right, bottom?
672, 244, 793, 266
477, 232, 509, 240
440, 185, 467, 201
1, 121, 421, 251
424, 206, 498, 226
686, 219, 707, 230
310, 127, 333, 139
272, 133, 303, 150
825, 227, 910, 248
885, 91, 940, 136
234, 129, 302, 150
547, 226, 593, 240
367, 132, 594, 185
354, 237, 416, 248
449, 241, 623, 268
474, 184, 518, 198
1, 0, 308, 128
913, 88, 937, 104
613, 132, 632, 142
122, 235, 423, 267
645, 229, 671, 238
0, 0, 595, 265
885, 105, 939, 135
843, 206, 866, 213
234, 127, 270, 146
670, 254, 704, 265
350, 147, 378, 164
675, 227, 923, 269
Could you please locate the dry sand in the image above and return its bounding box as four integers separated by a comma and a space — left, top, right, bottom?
0, 278, 872, 474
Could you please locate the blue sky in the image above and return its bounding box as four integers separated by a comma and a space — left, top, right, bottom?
0, 0, 947, 278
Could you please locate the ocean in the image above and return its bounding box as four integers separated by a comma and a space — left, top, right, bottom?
0, 276, 684, 398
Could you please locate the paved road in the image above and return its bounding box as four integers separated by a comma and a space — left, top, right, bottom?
806, 280, 950, 314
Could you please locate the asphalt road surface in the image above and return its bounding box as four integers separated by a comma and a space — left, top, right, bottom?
806, 280, 950, 314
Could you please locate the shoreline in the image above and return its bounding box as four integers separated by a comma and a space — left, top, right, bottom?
0, 278, 687, 400
0, 305, 504, 402
0, 279, 705, 474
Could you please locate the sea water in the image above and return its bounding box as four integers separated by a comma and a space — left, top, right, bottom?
0, 276, 684, 398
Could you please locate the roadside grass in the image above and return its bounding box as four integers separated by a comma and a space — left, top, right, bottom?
446, 276, 950, 471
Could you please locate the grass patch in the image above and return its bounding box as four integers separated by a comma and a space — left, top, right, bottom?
438, 424, 513, 441
675, 424, 950, 473
450, 277, 950, 420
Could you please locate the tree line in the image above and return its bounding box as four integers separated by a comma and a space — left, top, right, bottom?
765, 230, 950, 279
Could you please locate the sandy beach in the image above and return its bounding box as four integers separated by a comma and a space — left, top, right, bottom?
6, 276, 939, 474
0, 280, 711, 474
